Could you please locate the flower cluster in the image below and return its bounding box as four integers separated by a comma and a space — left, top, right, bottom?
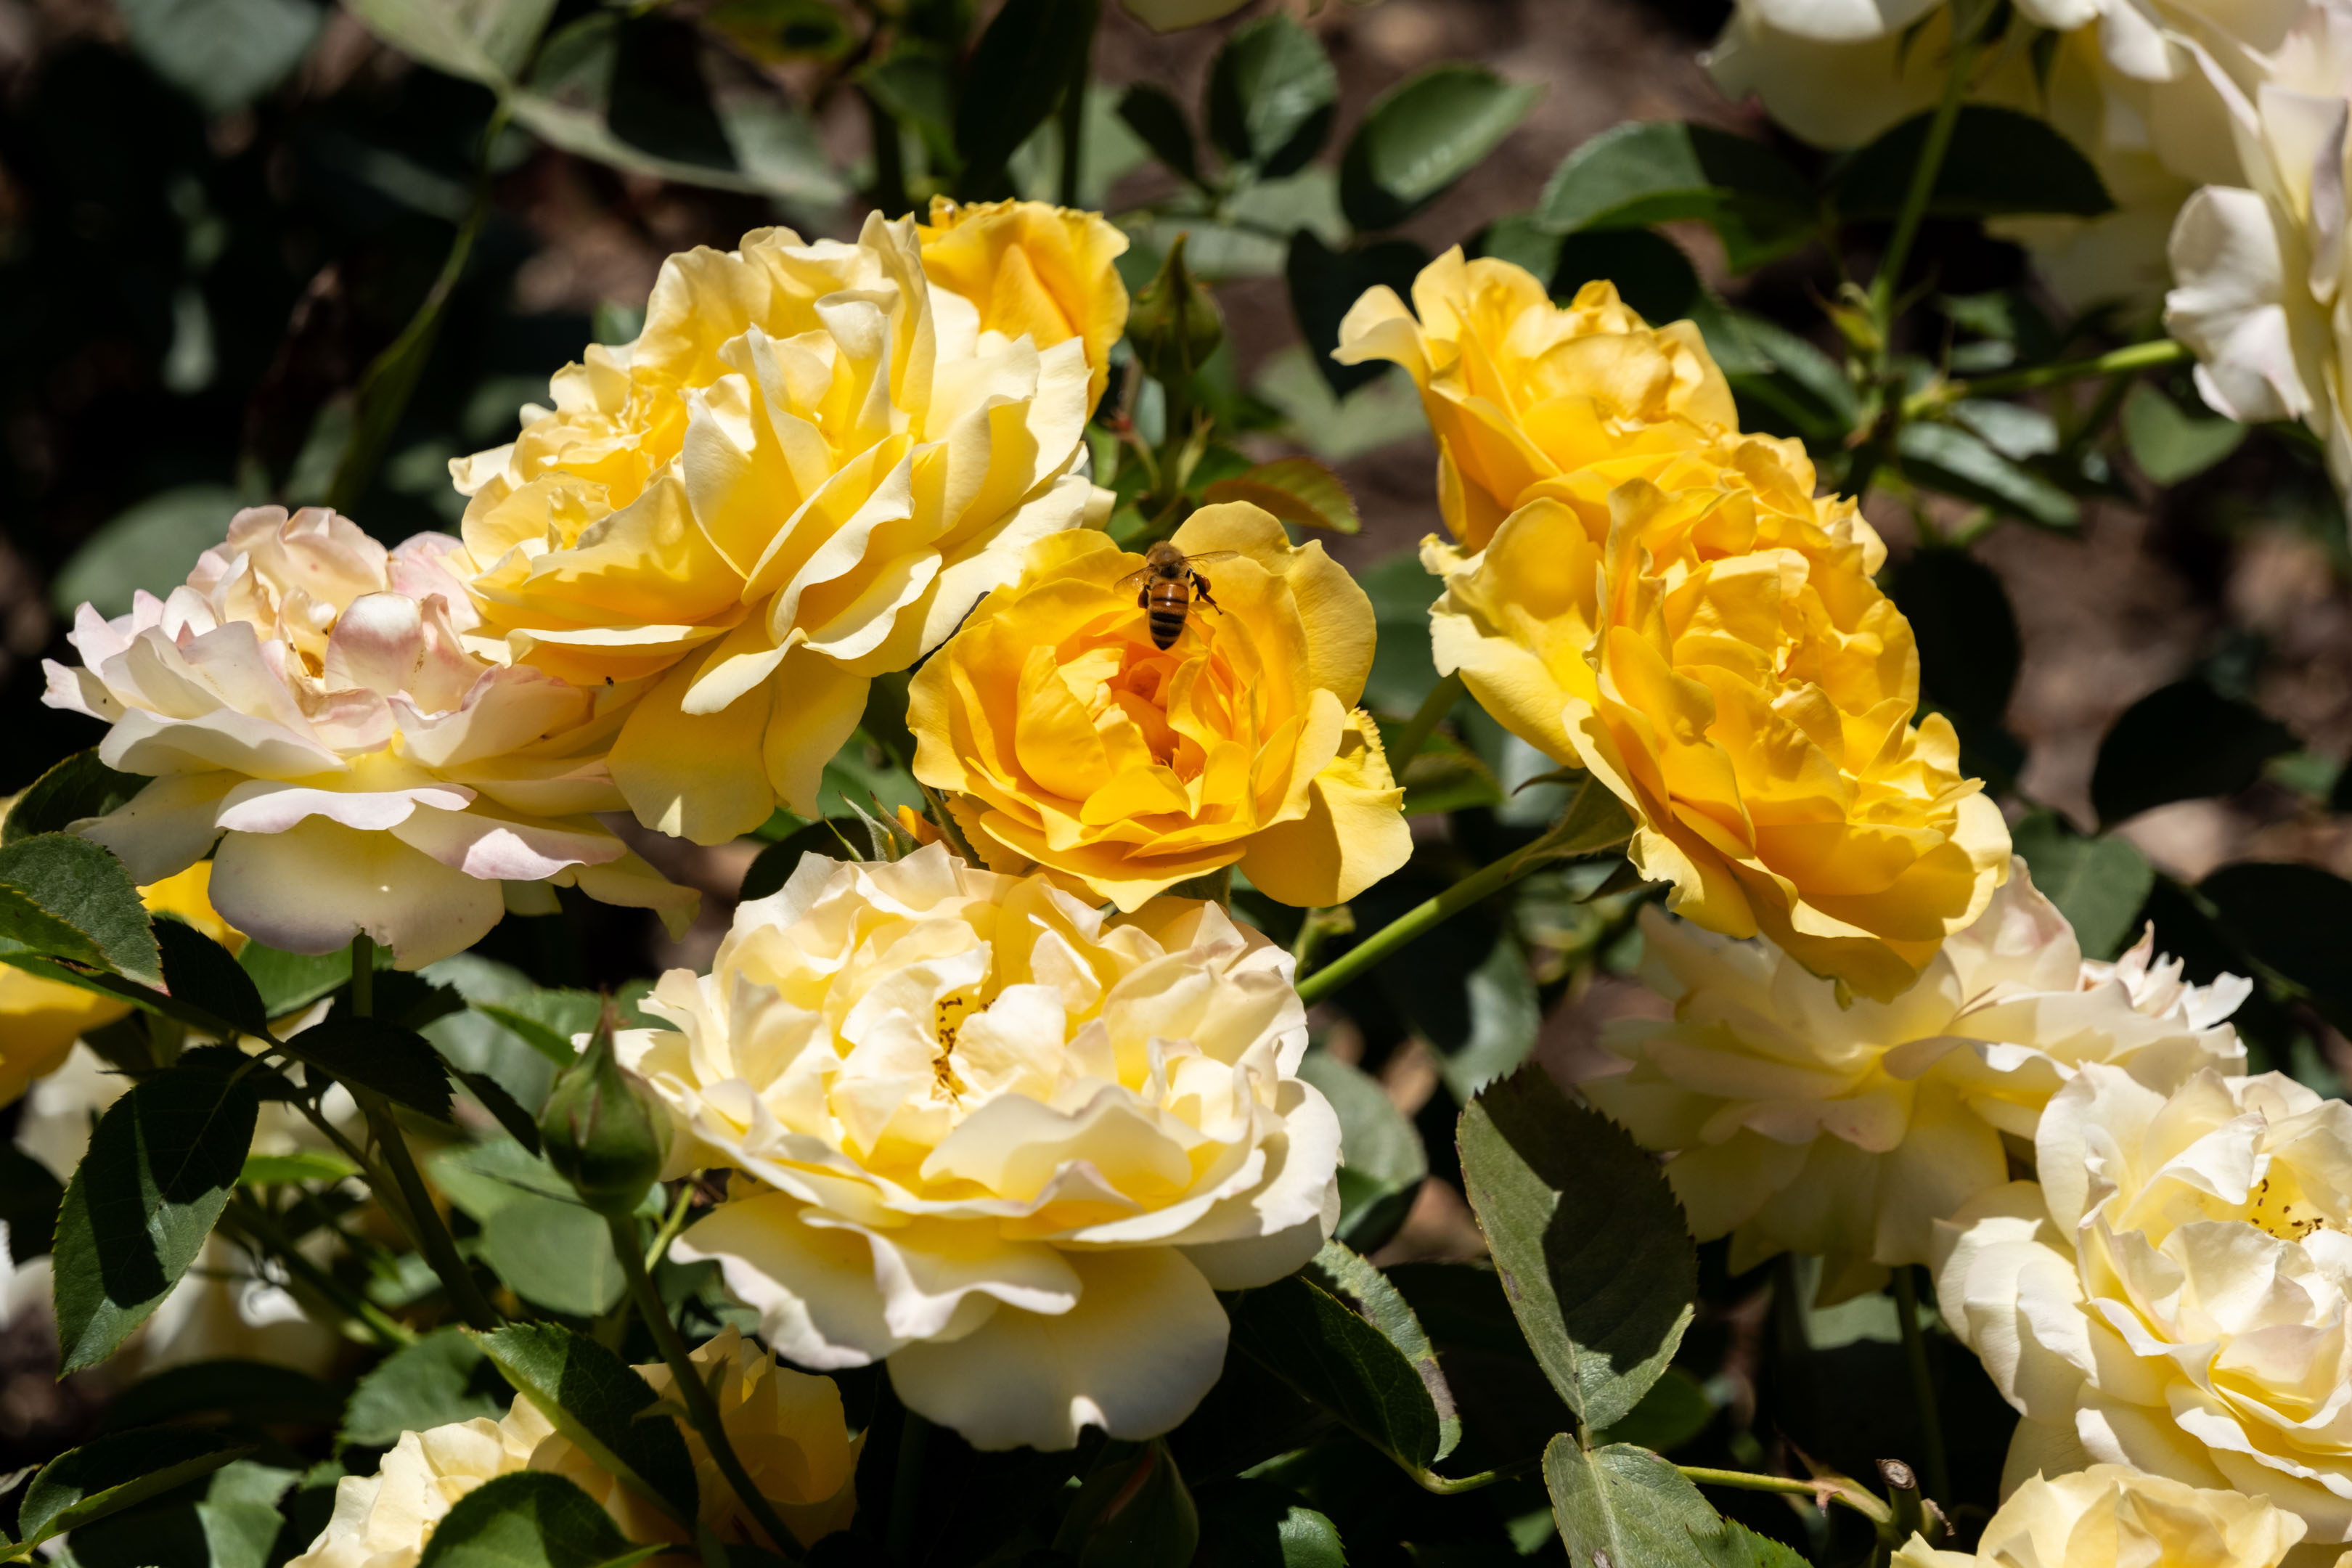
621, 846, 1340, 1450
1353, 249, 2009, 998
1583, 863, 2247, 1297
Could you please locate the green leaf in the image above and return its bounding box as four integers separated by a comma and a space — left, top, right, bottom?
49, 486, 241, 620
343, 1330, 513, 1447
100, 1360, 342, 1433
239, 940, 363, 1019
2199, 862, 2352, 1016
1199, 456, 1360, 534
1704, 1521, 1814, 1568
1205, 14, 1336, 179
1119, 82, 1203, 187
1544, 1439, 1725, 1568
2124, 383, 2245, 484
952, 0, 1090, 192
2008, 813, 2155, 962
0, 834, 162, 987
17, 1428, 251, 1549
1836, 106, 2112, 221
1339, 63, 1540, 231
476, 989, 603, 1066
1593, 1366, 1715, 1454
4, 752, 145, 847
157, 920, 271, 1040
1190, 1479, 1344, 1568
1284, 231, 1432, 403
1712, 309, 1856, 444
1252, 343, 1432, 461
699, 0, 852, 63
481, 1197, 626, 1315
279, 1017, 454, 1119
1230, 1273, 1443, 1472
2091, 678, 2295, 828
345, 0, 554, 83
1551, 229, 1702, 325
1458, 1067, 1696, 1433
1296, 1050, 1425, 1254
1304, 1239, 1458, 1463
240, 1148, 361, 1185
52, 1061, 261, 1373
1896, 421, 2080, 530
1534, 121, 1813, 272
1885, 550, 2020, 737
475, 1323, 698, 1523
1379, 922, 1539, 1103
430, 1136, 585, 1220
1951, 398, 2058, 460
415, 1472, 667, 1568
117, 0, 320, 113
1357, 550, 1445, 718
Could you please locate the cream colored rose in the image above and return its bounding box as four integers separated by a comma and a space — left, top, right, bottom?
446, 212, 1102, 845
1582, 862, 2245, 1299
503, 1326, 858, 1551
287, 1417, 537, 1568
1937, 1065, 2352, 1540
621, 845, 1341, 1452
290, 1329, 856, 1568
41, 505, 693, 968
1892, 1464, 2311, 1567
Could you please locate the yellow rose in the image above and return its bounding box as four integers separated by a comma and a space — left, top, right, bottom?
1424, 434, 2011, 999
43, 507, 693, 968
621, 847, 1341, 1451
503, 1326, 859, 1552
917, 197, 1130, 415
907, 502, 1410, 911
288, 1328, 855, 1568
446, 213, 1100, 844
1333, 250, 1739, 550
1891, 1465, 2312, 1568
1937, 1067, 2352, 1542
1582, 865, 2247, 1299
0, 859, 237, 1106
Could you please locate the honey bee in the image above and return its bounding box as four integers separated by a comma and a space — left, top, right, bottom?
1117, 542, 1237, 650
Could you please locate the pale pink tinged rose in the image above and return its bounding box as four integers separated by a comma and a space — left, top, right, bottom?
1891, 1463, 2313, 1568
1936, 1063, 2352, 1543
1583, 860, 2246, 1300
42, 505, 695, 968
621, 846, 1340, 1452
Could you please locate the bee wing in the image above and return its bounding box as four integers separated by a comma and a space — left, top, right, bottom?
1113, 565, 1159, 589
1178, 551, 1240, 565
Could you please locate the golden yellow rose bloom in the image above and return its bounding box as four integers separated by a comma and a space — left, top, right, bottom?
1426, 436, 2011, 1000
1333, 248, 1739, 550
917, 197, 1130, 415
908, 502, 1412, 910
0, 859, 239, 1108
447, 213, 1101, 844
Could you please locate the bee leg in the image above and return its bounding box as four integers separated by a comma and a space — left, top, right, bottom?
1191, 574, 1222, 614
1137, 586, 1151, 611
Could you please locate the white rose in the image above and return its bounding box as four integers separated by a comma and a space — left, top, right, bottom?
1937, 1064, 2352, 1540
1892, 1463, 2312, 1567
1582, 859, 2245, 1300
621, 844, 1342, 1452
42, 505, 695, 968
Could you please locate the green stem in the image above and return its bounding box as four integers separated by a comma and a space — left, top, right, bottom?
324, 102, 509, 514
1297, 777, 1633, 1005
1679, 1466, 1893, 1527
1289, 905, 1355, 971
888, 1408, 930, 1563
223, 1196, 416, 1347
1907, 338, 2189, 417
1894, 1266, 1952, 1503
1055, 0, 1100, 207
645, 1179, 696, 1272
606, 1212, 802, 1559
1389, 672, 1464, 772
1869, 0, 1991, 324
1408, 1458, 1538, 1495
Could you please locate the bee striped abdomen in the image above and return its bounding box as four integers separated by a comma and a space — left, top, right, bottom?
1145, 580, 1191, 649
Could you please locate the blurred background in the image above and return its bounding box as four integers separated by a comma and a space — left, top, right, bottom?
6, 0, 2352, 1532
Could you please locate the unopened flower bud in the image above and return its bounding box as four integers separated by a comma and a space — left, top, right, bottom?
539, 1012, 669, 1217
1126, 234, 1224, 390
